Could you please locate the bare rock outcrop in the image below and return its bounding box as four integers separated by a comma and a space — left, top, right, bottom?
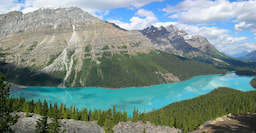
113, 121, 182, 133
11, 112, 104, 133
192, 113, 256, 133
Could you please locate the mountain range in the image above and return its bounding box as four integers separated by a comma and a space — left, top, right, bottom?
238, 50, 256, 61
0, 7, 254, 88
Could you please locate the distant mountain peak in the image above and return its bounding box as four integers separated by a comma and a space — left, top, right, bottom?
140, 24, 230, 66
238, 50, 256, 61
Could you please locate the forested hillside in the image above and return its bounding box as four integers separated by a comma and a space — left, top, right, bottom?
6, 87, 256, 132
1, 51, 228, 88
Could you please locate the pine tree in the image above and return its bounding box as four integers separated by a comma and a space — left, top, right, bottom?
123, 109, 127, 122
82, 108, 88, 121
48, 103, 65, 133
97, 110, 105, 126
36, 100, 49, 133
88, 108, 92, 121
142, 110, 147, 124
34, 99, 42, 115
0, 73, 18, 132
59, 103, 65, 119
104, 109, 114, 133
91, 109, 98, 121
132, 108, 138, 122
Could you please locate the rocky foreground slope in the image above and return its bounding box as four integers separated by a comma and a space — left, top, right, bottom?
11, 112, 181, 133
193, 113, 256, 133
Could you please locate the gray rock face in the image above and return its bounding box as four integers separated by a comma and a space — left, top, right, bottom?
11, 112, 104, 133
0, 7, 101, 36
140, 25, 230, 66
113, 121, 182, 133
141, 25, 196, 57
12, 112, 182, 133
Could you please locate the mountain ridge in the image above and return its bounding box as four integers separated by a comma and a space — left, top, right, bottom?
0, 7, 234, 88
238, 50, 256, 61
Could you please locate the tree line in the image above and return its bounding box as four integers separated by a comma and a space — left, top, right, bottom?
5, 87, 256, 133
1, 72, 256, 133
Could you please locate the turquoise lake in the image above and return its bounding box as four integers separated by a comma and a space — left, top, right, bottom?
11, 72, 255, 116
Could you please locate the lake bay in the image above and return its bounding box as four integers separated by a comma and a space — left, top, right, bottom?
11, 72, 255, 116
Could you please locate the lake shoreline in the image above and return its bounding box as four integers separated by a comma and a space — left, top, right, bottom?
9, 71, 255, 91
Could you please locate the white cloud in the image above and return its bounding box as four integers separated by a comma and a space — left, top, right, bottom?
163, 0, 256, 24
0, 0, 163, 15
108, 9, 158, 30
235, 22, 256, 32
235, 22, 256, 39
0, 0, 22, 13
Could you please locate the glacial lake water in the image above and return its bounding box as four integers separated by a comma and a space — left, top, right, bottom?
10, 72, 255, 116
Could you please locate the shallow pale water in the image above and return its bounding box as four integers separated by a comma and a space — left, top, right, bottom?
10, 72, 255, 116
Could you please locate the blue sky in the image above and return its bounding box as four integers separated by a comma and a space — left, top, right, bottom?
1, 0, 256, 57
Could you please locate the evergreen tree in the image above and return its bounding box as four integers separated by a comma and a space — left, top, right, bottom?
91, 109, 98, 121
0, 73, 18, 132
48, 103, 65, 133
82, 108, 88, 121
141, 110, 147, 124
36, 100, 49, 133
88, 108, 91, 121
97, 110, 105, 126
132, 108, 138, 122
34, 99, 42, 115
104, 109, 114, 133
59, 103, 65, 119
123, 109, 127, 122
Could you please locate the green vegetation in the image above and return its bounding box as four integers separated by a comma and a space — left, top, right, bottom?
145, 87, 256, 132
102, 45, 110, 50
35, 100, 49, 133
7, 98, 128, 133
47, 52, 62, 66
67, 49, 75, 59
0, 73, 18, 132
251, 77, 256, 89
6, 87, 256, 132
0, 66, 64, 86
85, 51, 227, 88
130, 42, 141, 47
118, 45, 127, 49
28, 41, 38, 51
84, 45, 92, 52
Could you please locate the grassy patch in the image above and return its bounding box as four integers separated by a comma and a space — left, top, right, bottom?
27, 41, 37, 51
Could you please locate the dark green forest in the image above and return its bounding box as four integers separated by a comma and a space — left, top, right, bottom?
5, 87, 256, 132
83, 51, 227, 88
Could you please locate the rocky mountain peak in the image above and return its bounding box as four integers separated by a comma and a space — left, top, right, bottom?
140, 24, 229, 66
141, 25, 169, 39
0, 7, 102, 36
184, 34, 218, 53
140, 24, 197, 56
165, 25, 187, 36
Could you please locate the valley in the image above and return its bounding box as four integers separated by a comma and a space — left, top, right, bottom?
0, 7, 256, 133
